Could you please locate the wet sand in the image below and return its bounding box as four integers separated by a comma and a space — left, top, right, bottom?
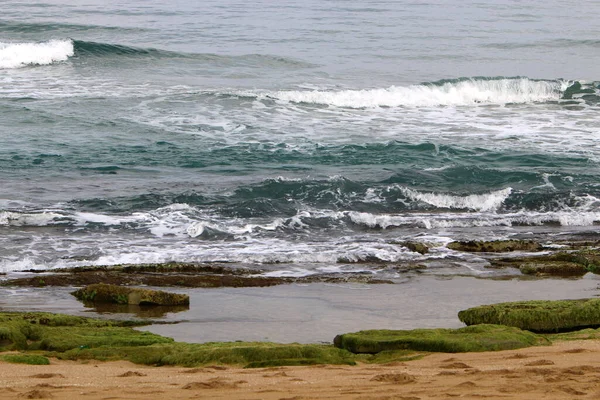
2, 339, 600, 399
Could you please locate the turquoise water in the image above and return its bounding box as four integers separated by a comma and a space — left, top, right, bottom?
1, 0, 600, 277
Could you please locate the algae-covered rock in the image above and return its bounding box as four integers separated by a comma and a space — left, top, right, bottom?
448, 240, 542, 253
0, 312, 356, 368
489, 249, 600, 275
3, 262, 392, 288
458, 299, 600, 332
333, 324, 544, 354
519, 261, 588, 276
71, 284, 189, 306
0, 311, 160, 352
571, 249, 600, 273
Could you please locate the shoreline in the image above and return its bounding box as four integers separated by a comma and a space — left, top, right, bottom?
3, 241, 600, 398
2, 339, 600, 399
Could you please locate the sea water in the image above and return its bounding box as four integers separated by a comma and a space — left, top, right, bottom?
1, 0, 600, 281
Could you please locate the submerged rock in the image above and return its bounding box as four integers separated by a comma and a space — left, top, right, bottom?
3, 263, 393, 288
561, 81, 597, 100
447, 240, 543, 253
489, 249, 600, 276
458, 298, 600, 332
333, 324, 544, 353
402, 242, 429, 255
71, 284, 189, 306
519, 261, 587, 277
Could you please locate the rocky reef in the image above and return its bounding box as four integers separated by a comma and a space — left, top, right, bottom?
1, 262, 392, 288
488, 248, 600, 276
447, 240, 543, 253
0, 312, 357, 368
458, 299, 600, 332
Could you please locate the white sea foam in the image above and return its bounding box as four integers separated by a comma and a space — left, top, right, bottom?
0, 39, 74, 69
0, 257, 47, 273
260, 78, 565, 108
0, 211, 66, 226
400, 187, 513, 212
530, 173, 557, 191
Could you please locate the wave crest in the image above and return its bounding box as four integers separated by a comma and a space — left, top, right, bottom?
262, 78, 566, 108
400, 187, 513, 212
0, 39, 74, 69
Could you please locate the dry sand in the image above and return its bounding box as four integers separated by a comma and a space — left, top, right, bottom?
2, 339, 600, 399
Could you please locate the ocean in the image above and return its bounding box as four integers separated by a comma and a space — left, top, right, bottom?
1, 0, 600, 341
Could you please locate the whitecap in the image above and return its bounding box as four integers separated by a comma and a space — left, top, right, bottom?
257, 78, 565, 108
400, 187, 513, 212
0, 39, 74, 69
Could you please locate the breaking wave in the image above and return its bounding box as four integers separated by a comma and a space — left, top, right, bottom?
399, 187, 513, 212
0, 38, 313, 70
259, 77, 570, 108
0, 39, 74, 68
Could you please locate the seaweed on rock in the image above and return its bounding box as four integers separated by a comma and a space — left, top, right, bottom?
71, 284, 189, 306
458, 299, 600, 332
333, 324, 545, 354
0, 312, 356, 368
447, 240, 543, 253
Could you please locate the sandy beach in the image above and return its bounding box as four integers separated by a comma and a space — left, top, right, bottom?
2, 339, 600, 399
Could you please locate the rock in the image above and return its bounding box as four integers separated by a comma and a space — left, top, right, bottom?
71, 284, 189, 306
3, 264, 392, 288
561, 81, 582, 99
489, 249, 600, 275
447, 240, 542, 253
561, 81, 596, 100
333, 324, 543, 353
458, 298, 600, 332
402, 242, 429, 255
519, 261, 588, 276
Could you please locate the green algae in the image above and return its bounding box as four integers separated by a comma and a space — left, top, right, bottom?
333, 324, 545, 354
0, 312, 355, 368
458, 299, 600, 332
7, 310, 600, 369
1, 354, 50, 365
58, 342, 357, 368
356, 349, 425, 364
545, 327, 600, 342
0, 312, 163, 352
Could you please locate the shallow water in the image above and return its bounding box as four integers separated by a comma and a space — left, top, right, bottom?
2, 276, 599, 343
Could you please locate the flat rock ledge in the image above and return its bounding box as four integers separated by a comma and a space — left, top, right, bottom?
447, 240, 543, 253
458, 298, 600, 332
71, 284, 190, 306
489, 249, 600, 276
1, 263, 393, 288
333, 324, 544, 353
